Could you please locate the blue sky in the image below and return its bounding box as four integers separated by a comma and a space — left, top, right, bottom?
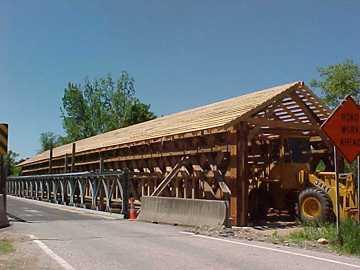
1, 0, 359, 158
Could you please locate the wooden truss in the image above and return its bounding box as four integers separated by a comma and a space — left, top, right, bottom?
18, 82, 331, 226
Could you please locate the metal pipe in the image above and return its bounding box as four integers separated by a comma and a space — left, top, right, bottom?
334, 146, 340, 236
357, 155, 360, 223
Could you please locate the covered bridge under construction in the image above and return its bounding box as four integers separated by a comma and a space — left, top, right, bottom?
17, 81, 331, 226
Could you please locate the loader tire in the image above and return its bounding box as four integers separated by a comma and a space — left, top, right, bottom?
299, 187, 332, 223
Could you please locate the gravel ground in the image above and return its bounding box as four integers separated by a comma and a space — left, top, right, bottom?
0, 225, 58, 270
190, 221, 336, 255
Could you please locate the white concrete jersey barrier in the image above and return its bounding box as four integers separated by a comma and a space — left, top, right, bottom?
137, 196, 228, 227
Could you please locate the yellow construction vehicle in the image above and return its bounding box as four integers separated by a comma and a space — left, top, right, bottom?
300, 172, 358, 222
248, 137, 358, 223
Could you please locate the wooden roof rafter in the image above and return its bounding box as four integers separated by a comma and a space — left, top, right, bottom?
256, 90, 327, 121
244, 84, 331, 141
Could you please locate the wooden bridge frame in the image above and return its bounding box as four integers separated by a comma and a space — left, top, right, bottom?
17, 82, 331, 226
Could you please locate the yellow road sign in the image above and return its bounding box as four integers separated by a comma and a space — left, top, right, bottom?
0, 124, 8, 155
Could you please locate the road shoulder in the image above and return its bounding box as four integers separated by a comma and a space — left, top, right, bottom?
0, 228, 58, 270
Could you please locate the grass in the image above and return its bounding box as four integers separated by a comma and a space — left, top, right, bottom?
337, 219, 360, 255
286, 219, 360, 256
0, 239, 14, 254
270, 231, 284, 243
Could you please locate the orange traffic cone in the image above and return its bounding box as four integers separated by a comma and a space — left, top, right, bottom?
128, 198, 137, 220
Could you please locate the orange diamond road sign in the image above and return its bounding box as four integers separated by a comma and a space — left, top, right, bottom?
321, 96, 360, 163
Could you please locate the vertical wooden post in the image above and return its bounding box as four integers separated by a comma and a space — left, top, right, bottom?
71, 143, 76, 172
175, 178, 179, 198
49, 147, 53, 174
141, 179, 145, 197
191, 176, 199, 199
191, 177, 195, 199
99, 152, 104, 173
183, 178, 188, 198
238, 122, 249, 225
226, 122, 249, 226
226, 129, 238, 225
64, 154, 68, 173
121, 169, 129, 218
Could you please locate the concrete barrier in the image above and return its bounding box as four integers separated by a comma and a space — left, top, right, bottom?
137, 196, 228, 227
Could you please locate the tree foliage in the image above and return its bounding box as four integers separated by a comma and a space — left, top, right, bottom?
4, 151, 21, 176
39, 132, 62, 152
60, 72, 156, 142
310, 59, 360, 108
311, 59, 360, 174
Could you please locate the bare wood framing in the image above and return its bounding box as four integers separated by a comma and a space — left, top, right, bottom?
248, 118, 313, 130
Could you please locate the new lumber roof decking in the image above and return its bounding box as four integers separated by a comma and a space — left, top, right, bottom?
20, 81, 327, 167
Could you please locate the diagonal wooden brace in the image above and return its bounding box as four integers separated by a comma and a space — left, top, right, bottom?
151, 156, 191, 197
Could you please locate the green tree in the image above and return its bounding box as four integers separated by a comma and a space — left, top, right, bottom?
60, 72, 156, 142
124, 100, 157, 127
39, 132, 61, 152
4, 151, 21, 176
310, 59, 360, 108
311, 60, 360, 174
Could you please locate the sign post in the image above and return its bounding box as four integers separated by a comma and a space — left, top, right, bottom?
333, 147, 340, 234
0, 123, 9, 228
321, 96, 360, 235
358, 155, 360, 223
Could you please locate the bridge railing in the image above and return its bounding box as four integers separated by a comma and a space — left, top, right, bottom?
7, 171, 129, 217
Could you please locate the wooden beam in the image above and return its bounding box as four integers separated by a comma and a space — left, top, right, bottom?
248, 118, 314, 130
300, 85, 331, 116
226, 122, 249, 226
99, 152, 104, 173
289, 92, 322, 124
289, 92, 332, 149
151, 157, 190, 196
49, 147, 53, 174
64, 154, 68, 173
258, 129, 313, 138
225, 82, 302, 129
71, 143, 76, 172
238, 122, 249, 225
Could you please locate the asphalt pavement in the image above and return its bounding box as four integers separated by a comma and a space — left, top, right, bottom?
5, 196, 360, 270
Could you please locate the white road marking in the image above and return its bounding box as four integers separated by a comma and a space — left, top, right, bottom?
29, 234, 76, 270
180, 232, 360, 269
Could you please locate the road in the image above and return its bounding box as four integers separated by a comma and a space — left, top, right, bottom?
5, 196, 360, 270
